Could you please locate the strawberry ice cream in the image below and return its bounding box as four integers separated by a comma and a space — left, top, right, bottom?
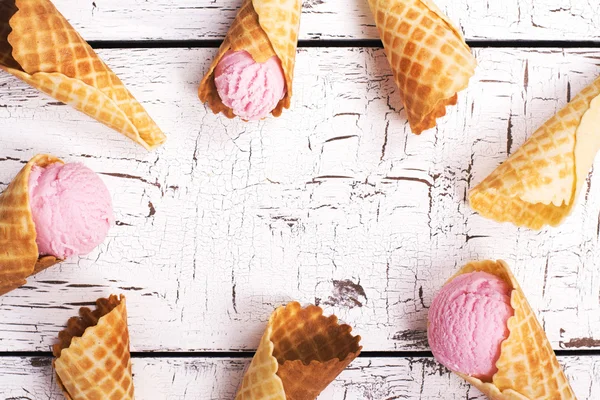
428, 271, 514, 380
28, 163, 114, 259
214, 50, 286, 120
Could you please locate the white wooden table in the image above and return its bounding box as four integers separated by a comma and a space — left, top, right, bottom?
1, 1, 600, 399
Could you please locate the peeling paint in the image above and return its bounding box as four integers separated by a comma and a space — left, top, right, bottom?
322, 279, 367, 309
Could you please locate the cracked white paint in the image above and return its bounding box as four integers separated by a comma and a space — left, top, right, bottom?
47, 0, 600, 41
0, 48, 598, 356
0, 356, 598, 399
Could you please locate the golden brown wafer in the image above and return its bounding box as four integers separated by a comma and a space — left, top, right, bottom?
53, 295, 134, 400
235, 302, 362, 399
0, 0, 166, 149
367, 0, 477, 134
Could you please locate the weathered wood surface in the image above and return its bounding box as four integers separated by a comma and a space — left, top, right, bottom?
49, 0, 600, 42
0, 47, 599, 353
1, 356, 598, 399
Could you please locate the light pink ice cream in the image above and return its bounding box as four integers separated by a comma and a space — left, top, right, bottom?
28, 162, 114, 259
214, 50, 286, 120
428, 271, 514, 381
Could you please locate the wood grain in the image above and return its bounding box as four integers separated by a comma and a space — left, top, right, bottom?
0, 47, 599, 353
47, 0, 600, 42
0, 355, 598, 399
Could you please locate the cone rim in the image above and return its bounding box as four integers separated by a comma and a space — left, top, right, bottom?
270, 301, 362, 367
53, 294, 126, 358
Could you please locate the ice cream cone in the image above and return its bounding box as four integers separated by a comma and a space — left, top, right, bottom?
235, 302, 362, 400
53, 294, 134, 400
367, 0, 476, 134
0, 0, 166, 150
449, 260, 575, 400
0, 154, 63, 295
469, 76, 600, 230
198, 0, 301, 119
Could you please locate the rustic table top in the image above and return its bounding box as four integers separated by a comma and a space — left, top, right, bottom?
1, 0, 599, 399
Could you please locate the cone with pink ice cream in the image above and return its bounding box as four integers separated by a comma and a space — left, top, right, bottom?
198, 0, 301, 120
428, 260, 575, 399
0, 154, 114, 295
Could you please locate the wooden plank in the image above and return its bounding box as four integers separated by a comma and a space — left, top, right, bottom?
0, 47, 599, 352
48, 0, 600, 42
0, 355, 598, 399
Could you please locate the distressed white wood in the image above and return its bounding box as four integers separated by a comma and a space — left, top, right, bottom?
1, 356, 598, 399
0, 47, 599, 353
48, 0, 600, 42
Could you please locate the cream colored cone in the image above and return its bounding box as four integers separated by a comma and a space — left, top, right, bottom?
198, 0, 301, 119
53, 294, 134, 400
367, 0, 476, 134
0, 154, 62, 295
469, 76, 600, 230
235, 302, 362, 400
0, 0, 166, 150
446, 260, 575, 400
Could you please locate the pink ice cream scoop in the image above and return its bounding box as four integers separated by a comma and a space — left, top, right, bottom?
428, 271, 514, 381
28, 162, 114, 259
214, 50, 286, 120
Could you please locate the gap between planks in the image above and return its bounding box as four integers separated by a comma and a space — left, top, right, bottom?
2, 350, 600, 359
86, 39, 600, 50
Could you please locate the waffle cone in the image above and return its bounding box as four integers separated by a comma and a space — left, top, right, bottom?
446, 260, 575, 400
367, 0, 476, 134
53, 294, 134, 400
198, 0, 301, 119
0, 0, 166, 150
0, 154, 63, 295
469, 77, 600, 230
235, 302, 362, 400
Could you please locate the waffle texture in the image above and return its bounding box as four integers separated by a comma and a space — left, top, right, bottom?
235, 302, 362, 400
0, 0, 166, 150
367, 0, 476, 134
469, 76, 600, 229
198, 0, 301, 119
0, 154, 61, 296
53, 294, 134, 400
447, 261, 575, 400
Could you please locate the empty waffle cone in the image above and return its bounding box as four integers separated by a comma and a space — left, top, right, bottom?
235, 302, 362, 400
53, 294, 134, 400
0, 0, 166, 150
367, 0, 476, 134
198, 0, 301, 119
469, 76, 600, 230
448, 260, 575, 400
0, 154, 63, 295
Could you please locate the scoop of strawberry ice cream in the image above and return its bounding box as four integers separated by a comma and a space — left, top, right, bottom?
28, 162, 114, 259
428, 271, 514, 381
214, 50, 286, 120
